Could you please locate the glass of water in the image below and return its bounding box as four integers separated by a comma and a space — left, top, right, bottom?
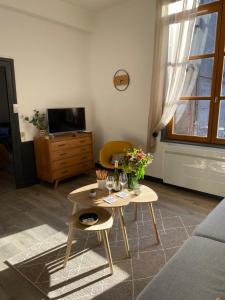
106, 176, 114, 195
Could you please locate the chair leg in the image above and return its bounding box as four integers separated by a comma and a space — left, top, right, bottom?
64, 224, 75, 268
102, 230, 113, 274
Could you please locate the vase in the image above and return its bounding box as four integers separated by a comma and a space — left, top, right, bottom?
127, 173, 138, 190
97, 179, 106, 190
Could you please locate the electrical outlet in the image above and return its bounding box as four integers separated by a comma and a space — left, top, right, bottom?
20, 131, 25, 142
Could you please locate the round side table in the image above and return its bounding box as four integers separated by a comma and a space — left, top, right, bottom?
130, 185, 160, 244
64, 207, 114, 274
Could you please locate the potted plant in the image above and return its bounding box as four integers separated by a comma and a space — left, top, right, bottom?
21, 110, 47, 136
122, 148, 153, 189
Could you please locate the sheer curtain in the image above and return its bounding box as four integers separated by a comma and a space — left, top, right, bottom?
147, 0, 199, 151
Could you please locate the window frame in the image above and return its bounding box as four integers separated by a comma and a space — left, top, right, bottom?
166, 0, 225, 145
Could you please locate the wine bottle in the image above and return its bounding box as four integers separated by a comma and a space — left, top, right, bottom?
113, 160, 120, 191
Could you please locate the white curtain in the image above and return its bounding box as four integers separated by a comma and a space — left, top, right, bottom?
147, 0, 199, 151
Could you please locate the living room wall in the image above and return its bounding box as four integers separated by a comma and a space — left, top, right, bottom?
0, 4, 93, 141
90, 0, 156, 159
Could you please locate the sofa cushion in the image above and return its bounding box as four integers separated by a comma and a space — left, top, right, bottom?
193, 198, 225, 243
136, 236, 225, 300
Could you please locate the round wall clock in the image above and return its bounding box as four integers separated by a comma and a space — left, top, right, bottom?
113, 69, 130, 92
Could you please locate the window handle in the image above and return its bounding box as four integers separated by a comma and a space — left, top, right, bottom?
214, 97, 219, 104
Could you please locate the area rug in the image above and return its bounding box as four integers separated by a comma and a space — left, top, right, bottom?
6, 209, 194, 300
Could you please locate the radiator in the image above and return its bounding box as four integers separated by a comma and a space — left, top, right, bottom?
163, 144, 225, 197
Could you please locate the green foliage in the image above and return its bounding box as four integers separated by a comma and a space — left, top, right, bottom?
122, 148, 154, 180
21, 110, 47, 130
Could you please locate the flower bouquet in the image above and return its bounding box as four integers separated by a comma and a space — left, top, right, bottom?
122, 148, 153, 189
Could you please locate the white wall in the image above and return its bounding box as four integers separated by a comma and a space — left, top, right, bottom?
0, 0, 95, 32
89, 0, 225, 197
90, 0, 156, 159
0, 6, 92, 141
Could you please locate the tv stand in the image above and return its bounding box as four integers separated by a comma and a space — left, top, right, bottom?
34, 132, 94, 188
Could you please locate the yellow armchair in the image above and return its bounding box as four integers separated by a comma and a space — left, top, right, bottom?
99, 141, 133, 170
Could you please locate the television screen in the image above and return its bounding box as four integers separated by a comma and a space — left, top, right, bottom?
47, 108, 86, 134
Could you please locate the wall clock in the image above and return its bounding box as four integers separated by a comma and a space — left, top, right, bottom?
113, 69, 130, 92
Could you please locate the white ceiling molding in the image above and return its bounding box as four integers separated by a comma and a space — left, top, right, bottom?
61, 0, 130, 12
0, 0, 95, 32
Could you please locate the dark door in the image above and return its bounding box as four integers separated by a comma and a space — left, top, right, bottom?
0, 58, 37, 188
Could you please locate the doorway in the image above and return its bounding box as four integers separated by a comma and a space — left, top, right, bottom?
0, 58, 24, 189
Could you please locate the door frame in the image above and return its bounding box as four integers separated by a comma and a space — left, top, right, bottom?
0, 57, 24, 187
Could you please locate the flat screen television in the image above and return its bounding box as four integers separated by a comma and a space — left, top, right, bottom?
47, 107, 86, 134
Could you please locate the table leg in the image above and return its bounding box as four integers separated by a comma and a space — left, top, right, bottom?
64, 223, 75, 268
134, 203, 138, 221
97, 231, 102, 245
118, 207, 130, 258
102, 230, 113, 274
72, 202, 77, 215
108, 208, 116, 236
147, 203, 160, 244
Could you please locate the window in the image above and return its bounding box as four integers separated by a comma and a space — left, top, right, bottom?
167, 0, 225, 145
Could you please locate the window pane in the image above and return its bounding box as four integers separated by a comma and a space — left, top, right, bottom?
190, 12, 217, 56
173, 100, 210, 137
217, 101, 225, 139
199, 0, 218, 4
181, 58, 213, 96
221, 58, 225, 96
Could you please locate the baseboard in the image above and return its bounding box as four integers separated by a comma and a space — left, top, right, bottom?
144, 175, 163, 183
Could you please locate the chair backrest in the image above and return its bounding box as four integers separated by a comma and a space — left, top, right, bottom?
99, 141, 133, 167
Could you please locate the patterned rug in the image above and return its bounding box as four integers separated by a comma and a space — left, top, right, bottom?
7, 204, 200, 300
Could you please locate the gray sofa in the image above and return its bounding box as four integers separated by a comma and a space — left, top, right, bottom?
136, 199, 225, 300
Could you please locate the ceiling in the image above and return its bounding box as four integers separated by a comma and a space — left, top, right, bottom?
61, 0, 129, 12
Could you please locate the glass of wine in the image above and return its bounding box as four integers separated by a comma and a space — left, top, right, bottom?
119, 172, 128, 191
106, 176, 114, 195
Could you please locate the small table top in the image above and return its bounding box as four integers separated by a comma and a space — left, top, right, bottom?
69, 207, 113, 231
67, 183, 158, 208
129, 184, 158, 203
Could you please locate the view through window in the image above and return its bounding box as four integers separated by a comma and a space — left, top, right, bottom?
167, 0, 225, 145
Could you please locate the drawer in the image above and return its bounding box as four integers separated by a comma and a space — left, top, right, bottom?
51, 153, 93, 171
53, 161, 93, 180
51, 136, 92, 152
51, 145, 92, 161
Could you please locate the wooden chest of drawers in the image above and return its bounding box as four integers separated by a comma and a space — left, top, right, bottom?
34, 132, 94, 188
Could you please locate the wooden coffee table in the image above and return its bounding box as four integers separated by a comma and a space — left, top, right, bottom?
67, 183, 160, 256
67, 183, 131, 257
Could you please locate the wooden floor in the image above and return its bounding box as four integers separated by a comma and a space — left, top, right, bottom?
0, 170, 221, 300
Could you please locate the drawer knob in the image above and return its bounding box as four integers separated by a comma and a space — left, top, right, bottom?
61, 170, 68, 174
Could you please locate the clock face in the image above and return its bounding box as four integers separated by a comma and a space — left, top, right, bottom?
113, 69, 130, 91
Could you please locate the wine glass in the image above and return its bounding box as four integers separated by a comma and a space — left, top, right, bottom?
106, 176, 114, 196
119, 173, 128, 191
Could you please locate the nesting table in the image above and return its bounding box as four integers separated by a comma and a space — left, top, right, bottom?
67, 183, 160, 258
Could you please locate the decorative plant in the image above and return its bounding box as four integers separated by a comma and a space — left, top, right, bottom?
21, 110, 47, 130
122, 148, 154, 180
